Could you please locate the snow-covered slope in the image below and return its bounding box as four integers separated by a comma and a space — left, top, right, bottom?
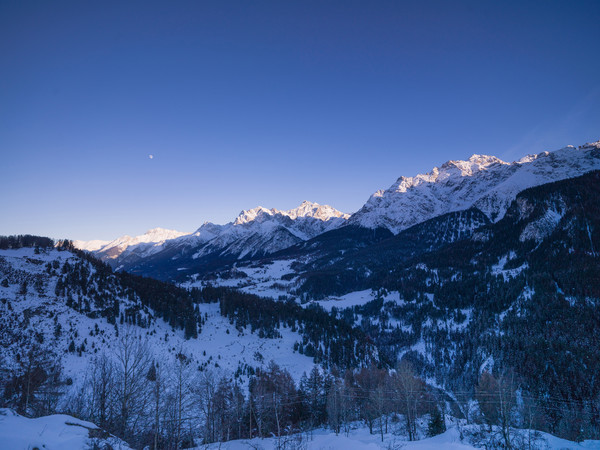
0, 247, 315, 386
350, 140, 600, 233
0, 409, 131, 450
75, 227, 190, 265
2, 410, 595, 450
198, 425, 598, 450
71, 239, 110, 252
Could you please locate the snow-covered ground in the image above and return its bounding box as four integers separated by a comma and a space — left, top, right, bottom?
204, 427, 473, 449
190, 261, 406, 312
0, 248, 316, 387
312, 289, 403, 311
491, 252, 528, 281
0, 408, 131, 450
2, 409, 598, 450
195, 259, 301, 300
197, 424, 600, 450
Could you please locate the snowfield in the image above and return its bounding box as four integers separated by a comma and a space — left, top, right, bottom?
2, 409, 597, 450
204, 427, 475, 449
0, 408, 131, 450
186, 259, 301, 300
197, 424, 600, 449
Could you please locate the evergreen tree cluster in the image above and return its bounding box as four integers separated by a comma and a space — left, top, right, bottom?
199, 285, 378, 369
0, 235, 54, 250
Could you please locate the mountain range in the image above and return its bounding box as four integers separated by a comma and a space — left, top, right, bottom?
75, 139, 600, 283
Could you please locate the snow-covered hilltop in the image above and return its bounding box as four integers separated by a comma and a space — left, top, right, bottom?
349, 140, 600, 233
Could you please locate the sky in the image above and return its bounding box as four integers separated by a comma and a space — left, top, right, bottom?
1, 0, 599, 241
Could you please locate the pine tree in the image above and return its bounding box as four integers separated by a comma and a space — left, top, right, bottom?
427, 407, 446, 437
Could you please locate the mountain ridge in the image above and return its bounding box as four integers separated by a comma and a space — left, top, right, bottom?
349, 140, 600, 233
74, 139, 600, 284
75, 201, 350, 276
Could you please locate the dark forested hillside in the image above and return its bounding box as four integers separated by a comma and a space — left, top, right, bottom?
335, 171, 600, 440
296, 208, 490, 298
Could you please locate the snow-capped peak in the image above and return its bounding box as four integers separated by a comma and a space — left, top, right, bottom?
74, 227, 190, 260
101, 227, 189, 249
583, 139, 600, 149
350, 140, 600, 233
389, 154, 508, 195
233, 206, 274, 225
233, 201, 349, 226
141, 227, 189, 241
439, 154, 506, 174
178, 201, 351, 262
285, 200, 350, 221
71, 239, 110, 252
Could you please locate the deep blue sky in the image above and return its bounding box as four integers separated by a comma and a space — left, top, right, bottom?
2, 0, 599, 240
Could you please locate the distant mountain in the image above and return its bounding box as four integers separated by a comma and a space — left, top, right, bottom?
71, 239, 111, 252
254, 141, 600, 297
87, 201, 349, 279
349, 140, 600, 233
189, 200, 350, 260
74, 227, 190, 266
75, 140, 600, 286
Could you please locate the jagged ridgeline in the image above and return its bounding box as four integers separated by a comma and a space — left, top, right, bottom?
0, 238, 376, 369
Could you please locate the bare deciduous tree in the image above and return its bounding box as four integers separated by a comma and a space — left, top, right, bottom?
390, 360, 427, 441
113, 328, 152, 442
475, 370, 517, 449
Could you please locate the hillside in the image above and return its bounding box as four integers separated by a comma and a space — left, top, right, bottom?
0, 240, 381, 447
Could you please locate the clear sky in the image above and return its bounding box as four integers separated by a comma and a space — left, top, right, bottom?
1, 0, 599, 241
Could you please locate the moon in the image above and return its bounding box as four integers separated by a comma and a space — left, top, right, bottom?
149, 154, 154, 159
